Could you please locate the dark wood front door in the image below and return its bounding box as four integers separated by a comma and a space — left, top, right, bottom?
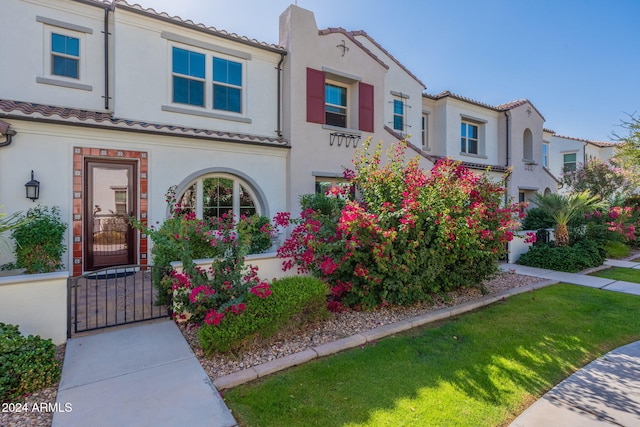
85, 160, 136, 270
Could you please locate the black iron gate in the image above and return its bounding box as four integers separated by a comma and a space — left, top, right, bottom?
67, 264, 170, 338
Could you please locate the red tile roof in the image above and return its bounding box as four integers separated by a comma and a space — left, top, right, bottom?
114, 1, 286, 53
318, 28, 426, 89
426, 91, 546, 120
383, 125, 509, 173
0, 99, 289, 147
553, 134, 617, 147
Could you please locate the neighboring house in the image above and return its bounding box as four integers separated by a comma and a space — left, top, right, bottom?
547, 134, 617, 194
422, 92, 558, 205
278, 5, 433, 215
0, 0, 289, 275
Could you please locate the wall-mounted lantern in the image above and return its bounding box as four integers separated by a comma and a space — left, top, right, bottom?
25, 170, 40, 202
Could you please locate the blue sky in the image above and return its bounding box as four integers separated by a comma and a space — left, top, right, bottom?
139, 0, 639, 142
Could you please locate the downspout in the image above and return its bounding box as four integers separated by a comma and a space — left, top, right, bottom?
504, 110, 511, 263
504, 111, 511, 204
276, 52, 286, 137
103, 3, 114, 110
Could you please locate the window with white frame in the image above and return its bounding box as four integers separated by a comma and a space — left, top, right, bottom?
563, 152, 577, 172
325, 83, 347, 128
421, 113, 429, 149
177, 174, 259, 220
542, 142, 549, 168
168, 42, 246, 115
213, 57, 242, 113
172, 47, 205, 107
393, 99, 405, 132
51, 33, 80, 79
461, 121, 479, 155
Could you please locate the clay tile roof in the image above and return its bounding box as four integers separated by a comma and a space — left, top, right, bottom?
0, 99, 289, 147
318, 28, 426, 89
114, 1, 286, 53
553, 134, 618, 147
426, 91, 546, 120
382, 125, 508, 173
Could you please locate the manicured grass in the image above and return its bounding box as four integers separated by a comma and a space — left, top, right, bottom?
224, 285, 640, 427
590, 266, 640, 283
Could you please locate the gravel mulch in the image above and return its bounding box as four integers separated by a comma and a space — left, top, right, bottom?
179, 272, 546, 382
1, 271, 544, 427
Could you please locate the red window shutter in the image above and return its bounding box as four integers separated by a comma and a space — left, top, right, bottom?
306, 68, 325, 124
359, 82, 374, 132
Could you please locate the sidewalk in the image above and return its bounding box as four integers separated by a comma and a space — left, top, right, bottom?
504, 259, 640, 426
51, 261, 640, 426
52, 320, 236, 427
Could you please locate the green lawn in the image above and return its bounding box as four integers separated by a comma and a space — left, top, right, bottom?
224, 285, 640, 427
590, 266, 640, 283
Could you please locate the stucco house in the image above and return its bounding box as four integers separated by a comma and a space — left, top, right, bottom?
0, 0, 289, 275
0, 0, 617, 275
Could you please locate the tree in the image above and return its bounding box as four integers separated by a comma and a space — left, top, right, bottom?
614, 113, 640, 166
561, 158, 638, 204
531, 191, 604, 246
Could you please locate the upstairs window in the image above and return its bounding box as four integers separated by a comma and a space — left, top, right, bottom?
393, 99, 404, 132
563, 153, 577, 172
213, 57, 242, 113
172, 47, 205, 107
542, 142, 549, 168
325, 84, 347, 127
461, 122, 479, 155
51, 33, 79, 79
421, 113, 429, 149
306, 67, 374, 132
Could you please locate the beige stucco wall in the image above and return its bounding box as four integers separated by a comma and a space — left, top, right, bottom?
0, 271, 69, 345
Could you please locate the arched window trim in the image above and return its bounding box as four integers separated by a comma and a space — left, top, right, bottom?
172, 167, 269, 219
523, 128, 534, 162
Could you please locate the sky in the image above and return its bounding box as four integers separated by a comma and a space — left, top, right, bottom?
136, 0, 639, 142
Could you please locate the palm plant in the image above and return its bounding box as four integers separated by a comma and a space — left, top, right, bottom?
530, 191, 604, 246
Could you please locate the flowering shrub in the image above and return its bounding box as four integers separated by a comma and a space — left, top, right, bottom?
278, 139, 523, 310
198, 276, 328, 354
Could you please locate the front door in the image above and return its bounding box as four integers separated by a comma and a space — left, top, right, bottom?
85, 160, 136, 270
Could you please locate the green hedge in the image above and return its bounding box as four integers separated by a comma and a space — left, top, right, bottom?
199, 276, 328, 355
0, 323, 60, 402
517, 240, 606, 272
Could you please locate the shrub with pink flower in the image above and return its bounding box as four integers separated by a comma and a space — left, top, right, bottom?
278, 138, 522, 310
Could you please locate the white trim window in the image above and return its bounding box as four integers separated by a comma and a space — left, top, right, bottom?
178, 174, 260, 220
461, 121, 479, 155
421, 113, 429, 149
213, 57, 242, 113
51, 32, 80, 79
563, 152, 577, 172
542, 142, 549, 168
325, 83, 348, 128
172, 47, 206, 107
393, 99, 405, 132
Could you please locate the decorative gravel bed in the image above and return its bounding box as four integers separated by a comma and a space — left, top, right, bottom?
180, 272, 546, 382
2, 271, 543, 427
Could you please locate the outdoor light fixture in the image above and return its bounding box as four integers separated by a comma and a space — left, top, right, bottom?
25, 170, 40, 202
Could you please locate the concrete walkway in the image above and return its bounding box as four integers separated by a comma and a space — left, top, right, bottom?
52, 320, 236, 427
504, 260, 640, 426
52, 260, 640, 426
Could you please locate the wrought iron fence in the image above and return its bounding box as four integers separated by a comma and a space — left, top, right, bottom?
67, 264, 170, 337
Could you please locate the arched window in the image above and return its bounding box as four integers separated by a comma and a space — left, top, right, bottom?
176, 173, 261, 220
523, 128, 533, 161
544, 187, 552, 196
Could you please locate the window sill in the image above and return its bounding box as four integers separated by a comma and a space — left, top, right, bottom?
321, 124, 361, 135
459, 152, 488, 160
36, 77, 92, 91
162, 105, 252, 123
